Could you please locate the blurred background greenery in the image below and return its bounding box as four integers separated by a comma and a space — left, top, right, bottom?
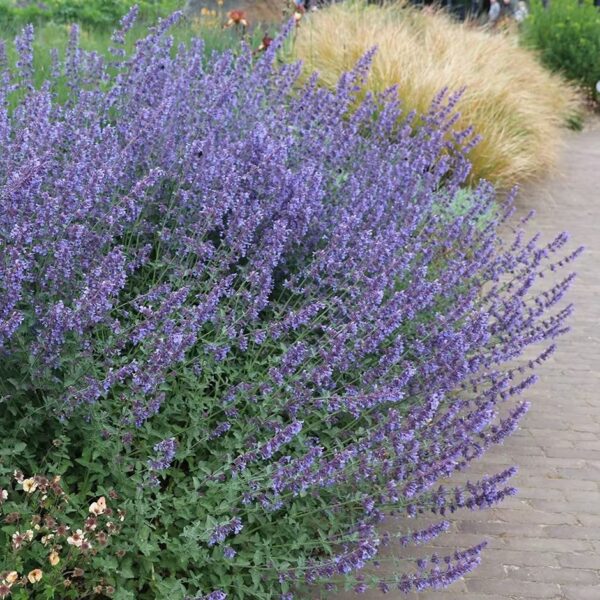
0, 0, 273, 89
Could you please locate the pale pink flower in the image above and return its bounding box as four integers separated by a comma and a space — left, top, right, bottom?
66, 529, 85, 547
88, 496, 107, 516
22, 478, 37, 493
27, 569, 43, 584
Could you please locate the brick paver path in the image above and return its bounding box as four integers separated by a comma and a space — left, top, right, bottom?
410, 127, 600, 600
335, 126, 600, 600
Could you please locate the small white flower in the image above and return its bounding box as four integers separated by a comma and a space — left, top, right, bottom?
66, 529, 85, 547
5, 571, 18, 584
22, 478, 38, 493
88, 496, 107, 516
27, 569, 43, 584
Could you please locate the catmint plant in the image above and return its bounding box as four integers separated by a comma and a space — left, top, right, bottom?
0, 8, 580, 599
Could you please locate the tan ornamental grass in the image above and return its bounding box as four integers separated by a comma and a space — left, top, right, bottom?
292, 1, 581, 187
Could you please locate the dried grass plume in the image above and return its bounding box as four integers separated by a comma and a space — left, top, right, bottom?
293, 0, 581, 186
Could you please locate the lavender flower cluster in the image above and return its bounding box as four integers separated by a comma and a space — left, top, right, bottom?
0, 10, 579, 598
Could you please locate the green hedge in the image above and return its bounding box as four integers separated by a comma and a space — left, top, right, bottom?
522, 0, 600, 97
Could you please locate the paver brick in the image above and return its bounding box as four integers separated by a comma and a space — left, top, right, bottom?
577, 514, 600, 527
578, 440, 600, 451
554, 467, 600, 482
460, 509, 579, 526
560, 585, 600, 600
558, 553, 600, 570
513, 477, 597, 492
529, 499, 600, 515
528, 429, 598, 442
465, 578, 562, 598
400, 591, 504, 600
504, 566, 600, 586
456, 520, 546, 536
561, 490, 600, 503
543, 524, 600, 540
512, 487, 566, 501
489, 549, 562, 568
543, 447, 600, 460
499, 536, 592, 554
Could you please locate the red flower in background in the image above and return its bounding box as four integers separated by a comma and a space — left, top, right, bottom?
226, 9, 248, 28
257, 35, 273, 52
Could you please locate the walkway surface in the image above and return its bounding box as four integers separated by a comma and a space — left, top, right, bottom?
338, 125, 600, 600
412, 126, 600, 599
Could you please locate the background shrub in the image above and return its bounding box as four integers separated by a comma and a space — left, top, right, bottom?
292, 0, 581, 187
522, 0, 600, 99
0, 0, 181, 30
0, 18, 264, 95
0, 10, 579, 599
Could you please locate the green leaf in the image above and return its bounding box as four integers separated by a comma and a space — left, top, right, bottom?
119, 558, 136, 579
113, 589, 136, 600
0, 442, 27, 456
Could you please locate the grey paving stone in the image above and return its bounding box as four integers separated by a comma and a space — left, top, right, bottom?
558, 553, 600, 570
505, 566, 600, 586
490, 549, 562, 568
560, 585, 600, 600
465, 578, 562, 598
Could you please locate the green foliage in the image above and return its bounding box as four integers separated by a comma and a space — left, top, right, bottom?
522, 0, 600, 97
435, 188, 497, 229
0, 21, 264, 98
0, 469, 125, 598
0, 0, 181, 31
1, 331, 385, 598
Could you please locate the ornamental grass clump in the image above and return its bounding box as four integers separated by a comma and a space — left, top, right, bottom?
0, 9, 580, 599
292, 0, 581, 187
